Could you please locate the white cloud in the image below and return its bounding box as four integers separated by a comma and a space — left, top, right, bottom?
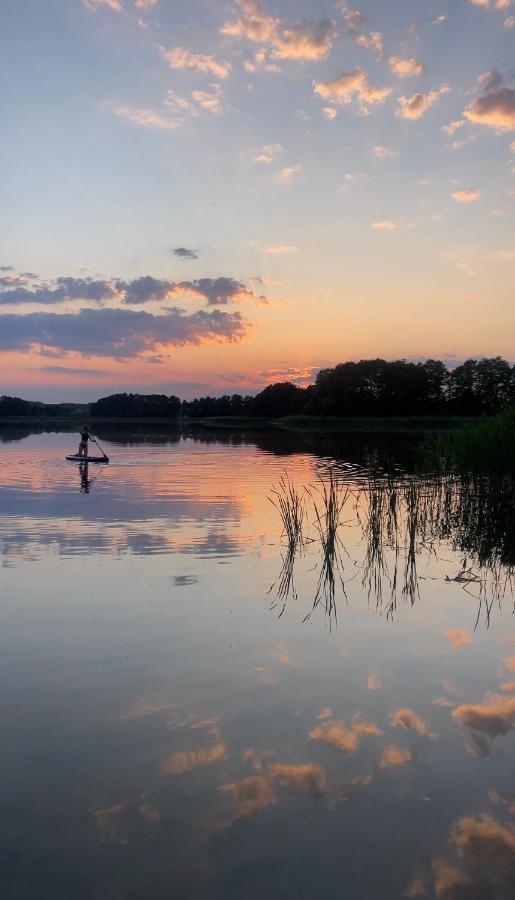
264, 245, 297, 254
134, 0, 159, 8
253, 143, 282, 163
323, 107, 338, 119
388, 56, 426, 79
243, 49, 281, 73
160, 47, 231, 80
191, 85, 223, 115
163, 86, 223, 117
442, 119, 465, 135
84, 0, 122, 10
396, 84, 450, 120
431, 15, 447, 25
111, 106, 179, 129
373, 145, 397, 159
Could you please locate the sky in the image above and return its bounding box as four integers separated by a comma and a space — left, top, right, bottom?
0, 0, 514, 402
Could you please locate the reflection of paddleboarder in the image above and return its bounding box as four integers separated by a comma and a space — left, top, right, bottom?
79, 461, 91, 494
78, 425, 92, 457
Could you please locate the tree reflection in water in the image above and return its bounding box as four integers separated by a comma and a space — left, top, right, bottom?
269, 470, 515, 627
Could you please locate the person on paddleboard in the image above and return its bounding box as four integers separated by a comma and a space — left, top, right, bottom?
78, 425, 93, 457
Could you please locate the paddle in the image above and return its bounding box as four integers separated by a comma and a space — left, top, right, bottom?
90, 434, 108, 459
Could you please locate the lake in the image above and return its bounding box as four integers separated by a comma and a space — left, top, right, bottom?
1, 426, 514, 900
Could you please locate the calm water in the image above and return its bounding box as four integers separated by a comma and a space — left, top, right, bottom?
1, 427, 514, 900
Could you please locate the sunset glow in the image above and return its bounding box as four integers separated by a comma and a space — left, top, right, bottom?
1, 0, 514, 401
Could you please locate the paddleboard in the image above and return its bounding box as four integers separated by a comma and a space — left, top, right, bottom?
66, 455, 109, 463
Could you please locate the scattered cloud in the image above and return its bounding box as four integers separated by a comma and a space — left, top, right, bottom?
221, 1, 337, 62
163, 86, 224, 117
268, 763, 326, 797
432, 861, 475, 900
111, 106, 179, 129
371, 220, 396, 230
309, 717, 382, 753
443, 119, 466, 135
314, 68, 393, 113
465, 69, 515, 131
451, 813, 515, 866
84, 0, 122, 11
270, 641, 297, 666
264, 245, 297, 254
135, 0, 159, 8
373, 145, 398, 159
451, 187, 480, 202
391, 708, 435, 737
323, 106, 338, 119
316, 707, 333, 720
340, 6, 384, 58
219, 774, 276, 819
396, 84, 450, 119
243, 48, 281, 73
431, 15, 447, 25
253, 143, 282, 163
118, 275, 264, 306
452, 693, 515, 755
277, 164, 302, 181
172, 247, 198, 260
388, 56, 426, 79
160, 742, 227, 775
444, 630, 472, 648
378, 745, 413, 768
367, 671, 383, 690
160, 47, 231, 80
191, 85, 223, 115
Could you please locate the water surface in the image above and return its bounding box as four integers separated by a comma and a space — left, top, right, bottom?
1, 428, 514, 899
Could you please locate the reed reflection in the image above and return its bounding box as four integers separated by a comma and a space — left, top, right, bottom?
269, 471, 515, 627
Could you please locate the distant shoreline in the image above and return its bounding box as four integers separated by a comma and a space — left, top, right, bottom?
0, 415, 471, 434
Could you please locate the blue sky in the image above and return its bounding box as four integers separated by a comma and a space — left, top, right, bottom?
0, 0, 514, 401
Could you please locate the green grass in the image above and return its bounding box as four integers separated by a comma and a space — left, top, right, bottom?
421, 406, 515, 473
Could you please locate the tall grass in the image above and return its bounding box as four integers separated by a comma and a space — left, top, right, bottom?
306, 471, 349, 624
421, 405, 515, 474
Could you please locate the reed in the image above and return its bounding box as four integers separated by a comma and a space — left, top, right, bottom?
269, 473, 306, 552
306, 470, 349, 623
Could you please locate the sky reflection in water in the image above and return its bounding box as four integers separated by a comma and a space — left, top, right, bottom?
0, 428, 514, 900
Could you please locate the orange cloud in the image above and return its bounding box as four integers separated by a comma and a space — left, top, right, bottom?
310, 717, 382, 753
396, 85, 450, 119
388, 56, 426, 78
221, 1, 337, 61
371, 220, 396, 230
451, 188, 480, 202
451, 813, 515, 865
219, 774, 276, 819
314, 68, 392, 110
160, 742, 227, 775
464, 70, 515, 131
444, 630, 472, 648
160, 46, 231, 79
268, 763, 326, 797
391, 708, 436, 738
379, 745, 413, 768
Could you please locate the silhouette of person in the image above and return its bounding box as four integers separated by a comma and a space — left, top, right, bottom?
78, 425, 92, 457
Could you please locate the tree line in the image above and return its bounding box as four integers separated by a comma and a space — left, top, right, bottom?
2, 357, 514, 420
